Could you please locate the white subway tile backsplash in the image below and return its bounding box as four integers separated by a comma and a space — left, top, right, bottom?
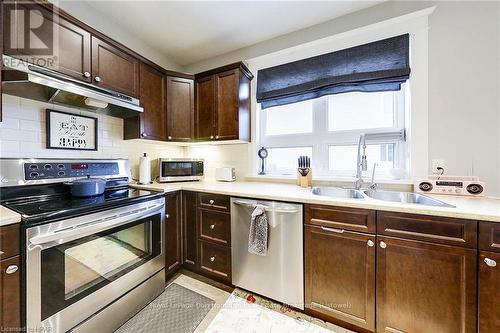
1, 96, 185, 176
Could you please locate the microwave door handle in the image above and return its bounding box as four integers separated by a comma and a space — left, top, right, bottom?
29, 203, 164, 246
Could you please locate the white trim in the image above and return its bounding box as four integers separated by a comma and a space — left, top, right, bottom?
246, 8, 432, 182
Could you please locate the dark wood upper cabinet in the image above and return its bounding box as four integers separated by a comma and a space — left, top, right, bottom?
3, 3, 91, 82
166, 76, 194, 142
195, 62, 252, 142
305, 225, 375, 331
124, 63, 167, 141
195, 75, 216, 140
182, 191, 198, 271
165, 192, 182, 278
376, 236, 477, 333
479, 250, 500, 333
91, 36, 139, 97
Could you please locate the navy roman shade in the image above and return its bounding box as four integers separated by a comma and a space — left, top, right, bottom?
256, 34, 410, 109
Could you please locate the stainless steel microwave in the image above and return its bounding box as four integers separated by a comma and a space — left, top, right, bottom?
159, 158, 204, 182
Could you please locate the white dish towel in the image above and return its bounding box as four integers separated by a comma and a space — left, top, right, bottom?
248, 204, 268, 256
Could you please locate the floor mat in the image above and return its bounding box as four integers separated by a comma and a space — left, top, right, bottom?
115, 283, 215, 333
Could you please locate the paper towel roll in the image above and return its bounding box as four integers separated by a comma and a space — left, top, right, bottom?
139, 153, 151, 184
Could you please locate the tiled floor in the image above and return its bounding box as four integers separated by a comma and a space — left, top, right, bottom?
168, 272, 356, 333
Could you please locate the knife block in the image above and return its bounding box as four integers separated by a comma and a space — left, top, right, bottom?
297, 169, 312, 188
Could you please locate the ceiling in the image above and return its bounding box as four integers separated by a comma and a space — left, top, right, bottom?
81, 1, 383, 67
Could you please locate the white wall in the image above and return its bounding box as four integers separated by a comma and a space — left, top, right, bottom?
183, 1, 500, 198
0, 95, 185, 179
56, 0, 183, 71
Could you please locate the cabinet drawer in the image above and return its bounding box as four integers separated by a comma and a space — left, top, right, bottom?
479, 222, 500, 252
198, 193, 230, 212
0, 224, 20, 259
377, 211, 477, 248
199, 209, 231, 245
305, 204, 376, 233
199, 240, 231, 280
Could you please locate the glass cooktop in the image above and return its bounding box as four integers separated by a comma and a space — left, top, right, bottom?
2, 187, 163, 226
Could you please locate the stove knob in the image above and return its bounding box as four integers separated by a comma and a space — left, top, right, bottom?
58, 171, 66, 177
418, 182, 433, 192
29, 172, 39, 178
467, 184, 484, 195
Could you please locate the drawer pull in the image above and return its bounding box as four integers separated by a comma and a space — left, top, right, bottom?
484, 258, 497, 267
210, 256, 216, 262
210, 224, 216, 230
367, 240, 374, 247
380, 241, 387, 249
5, 265, 18, 275
0, 250, 4, 256
165, 214, 170, 219
209, 200, 215, 205
320, 226, 344, 234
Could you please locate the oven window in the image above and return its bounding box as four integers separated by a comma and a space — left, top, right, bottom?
40, 214, 161, 320
161, 162, 193, 177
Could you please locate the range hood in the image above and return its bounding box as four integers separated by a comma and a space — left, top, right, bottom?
1, 55, 143, 118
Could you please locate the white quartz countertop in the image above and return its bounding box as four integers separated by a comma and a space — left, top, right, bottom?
131, 180, 500, 223
0, 205, 22, 227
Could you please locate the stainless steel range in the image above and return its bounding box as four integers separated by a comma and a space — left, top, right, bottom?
0, 158, 166, 333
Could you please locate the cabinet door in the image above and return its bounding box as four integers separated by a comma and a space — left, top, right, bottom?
305, 225, 375, 331
215, 69, 239, 140
3, 3, 92, 82
195, 75, 215, 140
165, 192, 181, 278
138, 63, 167, 140
182, 191, 198, 270
166, 76, 194, 141
92, 36, 139, 97
479, 251, 500, 333
0, 256, 21, 330
377, 236, 477, 333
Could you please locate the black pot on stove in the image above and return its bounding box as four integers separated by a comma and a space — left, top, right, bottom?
64, 175, 106, 197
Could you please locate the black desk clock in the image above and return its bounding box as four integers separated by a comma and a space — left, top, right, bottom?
258, 147, 268, 175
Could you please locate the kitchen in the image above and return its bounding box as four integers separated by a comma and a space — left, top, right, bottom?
0, 0, 499, 333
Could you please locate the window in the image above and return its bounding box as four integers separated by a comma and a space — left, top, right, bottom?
258, 87, 407, 178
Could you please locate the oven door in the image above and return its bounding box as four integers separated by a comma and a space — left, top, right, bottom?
159, 159, 203, 182
26, 198, 165, 333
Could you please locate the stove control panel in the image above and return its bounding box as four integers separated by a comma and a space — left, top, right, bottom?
24, 162, 120, 180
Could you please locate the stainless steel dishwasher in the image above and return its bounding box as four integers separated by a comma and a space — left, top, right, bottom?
231, 198, 304, 309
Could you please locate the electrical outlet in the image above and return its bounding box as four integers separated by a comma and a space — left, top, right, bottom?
431, 159, 445, 174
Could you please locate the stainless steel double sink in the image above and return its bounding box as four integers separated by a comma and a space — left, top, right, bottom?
311, 187, 455, 208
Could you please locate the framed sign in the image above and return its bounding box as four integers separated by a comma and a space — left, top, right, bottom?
46, 110, 98, 150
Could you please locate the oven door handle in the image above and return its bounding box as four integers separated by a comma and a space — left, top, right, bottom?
29, 203, 164, 246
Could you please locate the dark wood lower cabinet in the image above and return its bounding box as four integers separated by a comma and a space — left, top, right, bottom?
305, 225, 375, 331
376, 236, 477, 333
479, 251, 500, 333
165, 192, 181, 278
182, 191, 198, 270
0, 255, 21, 329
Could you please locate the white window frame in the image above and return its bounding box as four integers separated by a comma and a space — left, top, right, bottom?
259, 87, 407, 178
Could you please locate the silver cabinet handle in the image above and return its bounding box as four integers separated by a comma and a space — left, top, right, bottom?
0, 250, 4, 256
320, 226, 344, 234
5, 265, 18, 275
215, 135, 219, 139
484, 258, 497, 267
209, 199, 215, 205
210, 135, 214, 139
83, 71, 91, 78
367, 240, 374, 247
210, 224, 215, 230
94, 76, 101, 82
210, 256, 216, 262
165, 214, 170, 219
141, 133, 147, 138
168, 136, 172, 140
380, 241, 387, 249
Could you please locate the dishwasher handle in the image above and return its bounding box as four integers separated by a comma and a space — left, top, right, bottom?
232, 199, 300, 214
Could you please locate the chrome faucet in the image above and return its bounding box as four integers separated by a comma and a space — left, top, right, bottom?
354, 134, 368, 190
369, 163, 378, 190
